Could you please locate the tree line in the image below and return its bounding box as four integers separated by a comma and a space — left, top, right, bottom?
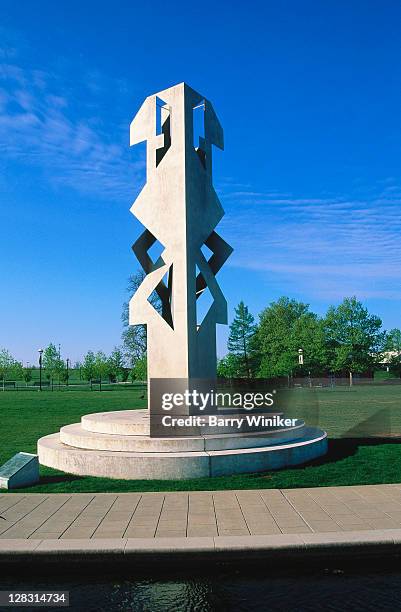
2, 272, 400, 387
218, 296, 401, 384
121, 275, 401, 384
0, 344, 144, 386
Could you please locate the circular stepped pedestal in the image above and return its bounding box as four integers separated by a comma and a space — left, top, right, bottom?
38, 409, 328, 480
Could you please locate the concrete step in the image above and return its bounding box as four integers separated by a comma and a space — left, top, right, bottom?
81, 409, 292, 437
60, 420, 306, 453
37, 427, 327, 480
81, 410, 150, 436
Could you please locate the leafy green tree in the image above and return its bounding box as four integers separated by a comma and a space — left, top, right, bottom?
9, 360, 23, 383
121, 271, 161, 366
107, 346, 126, 382
74, 361, 82, 380
0, 349, 16, 381
55, 360, 66, 385
130, 356, 147, 382
0, 349, 23, 389
227, 302, 258, 378
292, 314, 328, 376
384, 328, 401, 376
121, 368, 130, 382
324, 296, 385, 385
81, 351, 96, 382
217, 354, 242, 378
23, 368, 33, 386
257, 297, 327, 377
60, 368, 69, 384
94, 351, 109, 381
42, 343, 63, 385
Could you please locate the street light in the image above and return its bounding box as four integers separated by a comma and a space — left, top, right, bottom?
66, 358, 70, 387
38, 349, 44, 391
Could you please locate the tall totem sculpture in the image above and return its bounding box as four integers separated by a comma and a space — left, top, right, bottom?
129, 83, 233, 410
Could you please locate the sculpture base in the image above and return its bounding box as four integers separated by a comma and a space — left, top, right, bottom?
38, 409, 328, 480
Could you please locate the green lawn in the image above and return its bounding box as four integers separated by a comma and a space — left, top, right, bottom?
1, 384, 401, 492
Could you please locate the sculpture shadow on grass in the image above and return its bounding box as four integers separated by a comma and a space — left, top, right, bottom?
314, 436, 401, 467
300, 406, 400, 466
38, 473, 83, 485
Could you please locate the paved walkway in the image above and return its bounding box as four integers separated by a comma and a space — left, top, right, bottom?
3, 484, 401, 540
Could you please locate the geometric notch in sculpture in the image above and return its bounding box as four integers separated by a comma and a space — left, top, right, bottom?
132, 229, 173, 328
196, 230, 233, 298
156, 97, 171, 167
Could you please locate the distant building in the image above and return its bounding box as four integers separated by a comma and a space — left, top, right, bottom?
378, 351, 400, 372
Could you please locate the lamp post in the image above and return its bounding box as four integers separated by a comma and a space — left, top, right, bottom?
298, 348, 304, 388
38, 349, 43, 391
66, 358, 70, 387
58, 344, 61, 388
348, 352, 353, 387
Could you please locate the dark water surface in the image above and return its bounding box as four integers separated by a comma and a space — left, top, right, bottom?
2, 565, 401, 611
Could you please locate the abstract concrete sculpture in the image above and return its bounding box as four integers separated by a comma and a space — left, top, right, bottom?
129, 83, 233, 405
38, 83, 327, 480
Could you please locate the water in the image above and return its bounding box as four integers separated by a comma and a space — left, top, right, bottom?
2, 566, 401, 611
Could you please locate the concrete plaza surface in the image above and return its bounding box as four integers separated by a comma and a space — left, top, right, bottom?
3, 484, 401, 565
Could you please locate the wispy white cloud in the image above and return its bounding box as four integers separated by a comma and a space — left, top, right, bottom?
218, 184, 401, 301
0, 59, 144, 201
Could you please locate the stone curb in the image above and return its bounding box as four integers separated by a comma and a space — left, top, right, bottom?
1, 530, 401, 565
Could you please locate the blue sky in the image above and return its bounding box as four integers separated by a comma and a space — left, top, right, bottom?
0, 0, 400, 364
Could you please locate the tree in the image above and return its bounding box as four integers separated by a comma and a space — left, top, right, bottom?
227, 302, 258, 378
42, 343, 63, 386
324, 296, 385, 385
292, 314, 328, 376
74, 361, 82, 380
0, 349, 16, 382
0, 349, 23, 390
107, 346, 126, 382
94, 351, 109, 382
257, 297, 328, 377
217, 354, 242, 378
9, 360, 23, 384
384, 328, 401, 376
130, 356, 147, 382
23, 367, 33, 386
81, 351, 96, 382
60, 368, 69, 384
121, 271, 161, 366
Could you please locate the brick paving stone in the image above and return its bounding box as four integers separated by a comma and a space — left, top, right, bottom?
5, 485, 401, 540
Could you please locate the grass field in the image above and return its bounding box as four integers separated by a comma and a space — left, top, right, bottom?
1, 384, 401, 493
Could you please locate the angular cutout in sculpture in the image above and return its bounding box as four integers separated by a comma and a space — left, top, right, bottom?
201, 243, 213, 260
132, 229, 173, 328
196, 281, 214, 329
148, 239, 164, 265
132, 229, 165, 274
155, 97, 166, 135
196, 231, 234, 296
148, 263, 174, 329
193, 100, 206, 168
195, 264, 205, 298
156, 97, 171, 167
